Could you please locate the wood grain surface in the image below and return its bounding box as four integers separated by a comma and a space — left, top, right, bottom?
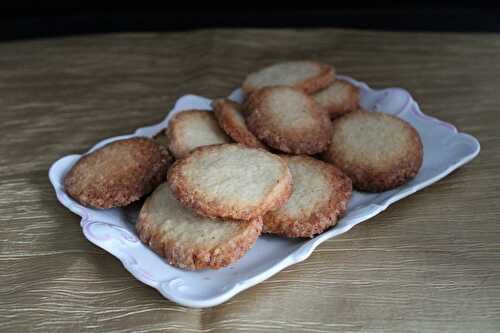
0, 29, 499, 333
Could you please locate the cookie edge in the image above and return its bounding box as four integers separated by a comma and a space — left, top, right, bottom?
262, 156, 352, 238
64, 137, 172, 209
245, 86, 333, 155
136, 200, 263, 270
322, 111, 424, 192
167, 143, 293, 221
212, 99, 267, 149
242, 61, 335, 95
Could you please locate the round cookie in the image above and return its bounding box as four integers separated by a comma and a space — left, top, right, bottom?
242, 61, 335, 95
245, 86, 333, 155
168, 144, 292, 221
136, 183, 263, 270
263, 156, 352, 238
322, 110, 423, 192
64, 137, 172, 209
167, 110, 232, 159
313, 79, 360, 119
212, 99, 266, 149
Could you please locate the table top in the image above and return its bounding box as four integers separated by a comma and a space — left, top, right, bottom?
1, 29, 499, 333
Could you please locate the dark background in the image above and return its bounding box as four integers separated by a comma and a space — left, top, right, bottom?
1, 2, 499, 41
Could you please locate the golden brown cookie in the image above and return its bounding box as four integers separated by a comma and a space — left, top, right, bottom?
64, 137, 172, 209
167, 144, 292, 221
245, 86, 333, 155
263, 155, 352, 238
242, 61, 335, 95
167, 110, 232, 159
136, 183, 263, 270
212, 99, 266, 149
313, 79, 360, 119
322, 110, 423, 192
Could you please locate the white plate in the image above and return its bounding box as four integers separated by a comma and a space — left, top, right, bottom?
49, 76, 480, 308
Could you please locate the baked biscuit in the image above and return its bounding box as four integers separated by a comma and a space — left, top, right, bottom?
242, 61, 335, 95
313, 79, 360, 119
136, 183, 262, 270
245, 86, 333, 155
64, 137, 172, 209
167, 110, 232, 159
168, 144, 292, 221
263, 156, 352, 238
212, 99, 266, 149
322, 110, 423, 192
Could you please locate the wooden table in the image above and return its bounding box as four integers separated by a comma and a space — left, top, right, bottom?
1, 29, 499, 332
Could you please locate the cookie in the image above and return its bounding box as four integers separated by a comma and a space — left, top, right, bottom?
313, 79, 360, 119
168, 144, 292, 221
242, 61, 335, 95
136, 183, 263, 270
64, 137, 172, 209
212, 99, 266, 149
263, 155, 352, 238
245, 86, 333, 155
167, 110, 232, 159
322, 110, 423, 192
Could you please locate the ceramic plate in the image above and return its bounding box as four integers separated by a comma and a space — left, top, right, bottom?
49, 76, 480, 308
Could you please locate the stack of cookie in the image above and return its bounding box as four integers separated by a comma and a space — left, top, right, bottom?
64, 61, 423, 270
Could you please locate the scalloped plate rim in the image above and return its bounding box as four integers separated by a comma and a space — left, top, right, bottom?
48, 76, 480, 308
